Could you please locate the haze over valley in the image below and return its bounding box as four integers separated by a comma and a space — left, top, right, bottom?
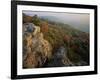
23, 11, 90, 33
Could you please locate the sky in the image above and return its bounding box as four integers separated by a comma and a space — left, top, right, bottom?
23, 11, 90, 33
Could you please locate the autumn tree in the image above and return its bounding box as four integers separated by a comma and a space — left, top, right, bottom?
63, 35, 71, 46
23, 13, 33, 23
40, 21, 48, 33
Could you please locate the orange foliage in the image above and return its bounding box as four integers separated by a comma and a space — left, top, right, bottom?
63, 35, 71, 43
40, 22, 48, 33
23, 16, 33, 23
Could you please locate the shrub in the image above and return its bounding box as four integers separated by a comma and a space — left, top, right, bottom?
23, 13, 33, 23
32, 15, 41, 26
40, 21, 48, 33
67, 48, 81, 63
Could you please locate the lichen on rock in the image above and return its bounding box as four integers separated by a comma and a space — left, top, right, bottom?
23, 23, 52, 68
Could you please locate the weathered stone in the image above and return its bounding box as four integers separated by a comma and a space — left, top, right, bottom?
23, 23, 52, 68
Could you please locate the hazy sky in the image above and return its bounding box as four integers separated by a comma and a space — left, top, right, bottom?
23, 11, 90, 33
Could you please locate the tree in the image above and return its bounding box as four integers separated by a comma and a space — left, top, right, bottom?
63, 35, 71, 46
23, 13, 33, 23
40, 21, 48, 33
32, 15, 40, 26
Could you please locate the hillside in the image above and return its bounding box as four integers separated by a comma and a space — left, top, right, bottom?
23, 14, 89, 68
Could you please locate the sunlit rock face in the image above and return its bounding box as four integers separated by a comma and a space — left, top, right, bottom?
23, 23, 52, 68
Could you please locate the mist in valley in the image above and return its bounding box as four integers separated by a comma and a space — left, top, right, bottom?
23, 11, 90, 33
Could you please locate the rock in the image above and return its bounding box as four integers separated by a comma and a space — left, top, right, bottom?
23, 52, 39, 68
23, 23, 52, 68
23, 23, 35, 33
23, 23, 40, 36
44, 46, 74, 67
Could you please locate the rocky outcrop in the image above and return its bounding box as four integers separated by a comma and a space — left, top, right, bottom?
23, 23, 86, 68
23, 23, 52, 68
43, 46, 74, 67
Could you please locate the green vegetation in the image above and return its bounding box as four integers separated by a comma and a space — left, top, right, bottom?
23, 13, 89, 66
